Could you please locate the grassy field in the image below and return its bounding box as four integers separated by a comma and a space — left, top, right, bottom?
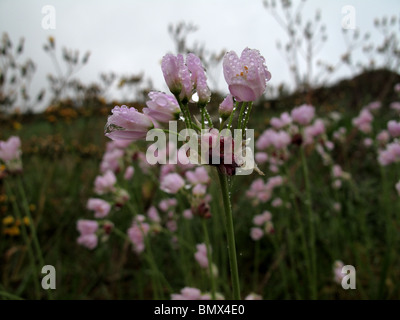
1, 78, 400, 300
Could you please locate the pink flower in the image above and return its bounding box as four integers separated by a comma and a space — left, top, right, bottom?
388, 120, 400, 138
394, 83, 400, 93
255, 152, 268, 164
124, 166, 135, 180
77, 219, 98, 235
272, 197, 282, 207
100, 148, 124, 173
352, 109, 373, 134
143, 91, 180, 123
128, 217, 150, 254
159, 198, 177, 211
87, 198, 111, 219
105, 105, 154, 141
363, 138, 373, 147
332, 165, 343, 178
77, 234, 98, 250
147, 206, 161, 223
94, 170, 116, 195
256, 129, 290, 150
183, 208, 193, 219
106, 140, 132, 151
166, 219, 178, 232
0, 136, 21, 162
223, 48, 271, 102
270, 112, 291, 129
245, 293, 262, 300
192, 184, 207, 196
160, 173, 185, 194
333, 260, 344, 284
377, 130, 390, 145
378, 142, 400, 166
187, 53, 210, 105
185, 166, 210, 185
390, 102, 400, 112
250, 227, 264, 241
194, 243, 209, 269
219, 94, 234, 118
171, 287, 205, 300
366, 101, 381, 111
291, 104, 315, 126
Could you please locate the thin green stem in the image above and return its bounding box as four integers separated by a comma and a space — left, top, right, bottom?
237, 102, 247, 129
17, 177, 45, 271
202, 219, 216, 300
204, 108, 213, 128
217, 171, 241, 300
300, 146, 317, 300
241, 102, 253, 135
201, 108, 205, 130
5, 180, 41, 299
253, 240, 260, 291
227, 101, 239, 130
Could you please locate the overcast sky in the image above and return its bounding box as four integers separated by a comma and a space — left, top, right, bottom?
0, 0, 399, 111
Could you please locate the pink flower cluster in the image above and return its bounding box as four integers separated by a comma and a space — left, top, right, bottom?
0, 136, 23, 174
77, 220, 98, 250
246, 176, 284, 204
378, 142, 400, 166
352, 108, 373, 134
250, 211, 274, 241
194, 243, 210, 269
128, 215, 150, 254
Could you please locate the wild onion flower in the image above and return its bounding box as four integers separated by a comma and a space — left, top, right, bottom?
333, 260, 345, 284
143, 91, 181, 123
160, 173, 185, 194
187, 53, 211, 106
0, 136, 23, 174
388, 120, 400, 138
124, 166, 135, 180
94, 170, 116, 195
87, 198, 111, 219
352, 109, 373, 133
194, 243, 210, 269
76, 219, 99, 250
218, 94, 234, 120
0, 136, 21, 161
105, 105, 154, 141
291, 104, 315, 126
128, 215, 150, 254
223, 48, 271, 102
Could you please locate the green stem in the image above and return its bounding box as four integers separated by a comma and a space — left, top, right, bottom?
217, 171, 241, 299
202, 219, 216, 300
201, 108, 205, 130
237, 102, 247, 130
204, 108, 213, 128
227, 101, 239, 130
5, 180, 41, 299
241, 102, 253, 133
253, 240, 260, 291
300, 146, 317, 300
